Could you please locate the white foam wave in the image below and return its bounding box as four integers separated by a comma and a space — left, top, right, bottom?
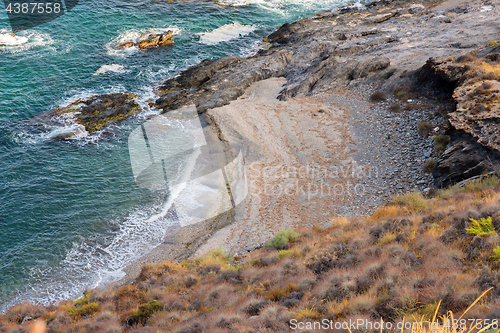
0, 33, 28, 46
218, 0, 363, 17
197, 22, 256, 45
93, 64, 127, 75
0, 29, 53, 53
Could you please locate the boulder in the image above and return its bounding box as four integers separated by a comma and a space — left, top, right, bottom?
116, 31, 174, 49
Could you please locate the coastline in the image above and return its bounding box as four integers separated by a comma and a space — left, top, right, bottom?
105, 0, 500, 289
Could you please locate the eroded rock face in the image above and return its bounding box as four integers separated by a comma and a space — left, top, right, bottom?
116, 31, 174, 49
50, 93, 140, 138
432, 136, 499, 187
423, 54, 500, 151
452, 79, 500, 150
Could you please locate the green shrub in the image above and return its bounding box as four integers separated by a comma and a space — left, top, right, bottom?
491, 246, 500, 263
466, 217, 496, 237
423, 159, 437, 174
75, 293, 91, 307
418, 122, 433, 137
67, 302, 99, 318
268, 229, 300, 249
434, 135, 450, 155
487, 41, 499, 46
128, 300, 164, 325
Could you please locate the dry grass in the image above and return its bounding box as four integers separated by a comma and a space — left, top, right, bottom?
3, 186, 500, 332
390, 191, 429, 212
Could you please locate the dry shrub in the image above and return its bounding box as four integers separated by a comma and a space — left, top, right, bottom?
4, 304, 46, 324
349, 295, 377, 314
151, 311, 182, 327
258, 282, 298, 301
390, 192, 428, 213
369, 91, 387, 103
138, 261, 184, 281
239, 297, 269, 316
418, 121, 434, 137
371, 205, 409, 220
389, 103, 402, 112
183, 274, 198, 288
203, 284, 238, 309
423, 159, 437, 174
257, 304, 290, 330
47, 312, 71, 331
456, 54, 476, 63
214, 312, 244, 328
95, 311, 118, 323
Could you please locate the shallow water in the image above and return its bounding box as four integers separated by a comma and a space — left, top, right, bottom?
0, 0, 364, 311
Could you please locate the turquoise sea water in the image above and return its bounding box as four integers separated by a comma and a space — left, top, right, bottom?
0, 0, 362, 311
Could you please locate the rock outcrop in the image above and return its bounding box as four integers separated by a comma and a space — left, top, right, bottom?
117, 31, 174, 49
423, 53, 500, 150
418, 50, 500, 186
153, 0, 500, 115
42, 93, 140, 139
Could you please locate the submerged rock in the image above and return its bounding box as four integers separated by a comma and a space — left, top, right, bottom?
46, 93, 140, 139
116, 31, 174, 49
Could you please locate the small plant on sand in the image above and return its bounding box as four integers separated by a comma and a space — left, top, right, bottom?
389, 192, 428, 212
466, 216, 496, 237
423, 159, 437, 174
434, 134, 450, 155
487, 41, 499, 47
268, 228, 300, 249
418, 121, 434, 137
369, 91, 387, 103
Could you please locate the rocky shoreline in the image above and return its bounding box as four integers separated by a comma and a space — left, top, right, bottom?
36, 0, 500, 286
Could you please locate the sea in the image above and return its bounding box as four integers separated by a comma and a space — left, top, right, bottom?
0, 0, 364, 312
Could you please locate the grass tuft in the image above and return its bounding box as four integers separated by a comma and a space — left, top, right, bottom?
434, 134, 450, 156
389, 192, 428, 212
423, 159, 437, 174
418, 122, 434, 137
